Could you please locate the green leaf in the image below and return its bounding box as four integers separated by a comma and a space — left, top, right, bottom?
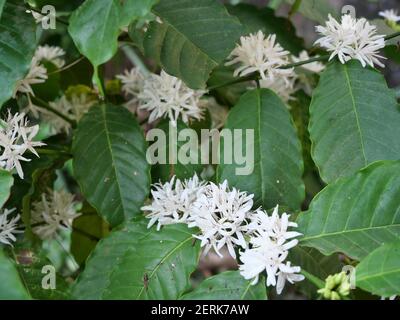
226, 4, 303, 54
0, 250, 30, 300
118, 0, 159, 27
68, 0, 120, 91
144, 0, 244, 89
0, 0, 5, 18
72, 103, 150, 227
0, 0, 37, 107
181, 271, 267, 300
290, 247, 342, 297
71, 203, 110, 265
0, 169, 13, 208
217, 89, 305, 211
285, 0, 339, 23
151, 120, 203, 183
298, 161, 400, 261
356, 240, 400, 297
309, 61, 400, 183
15, 250, 70, 300
72, 219, 200, 299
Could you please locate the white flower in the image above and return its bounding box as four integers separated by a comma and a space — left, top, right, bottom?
0, 208, 22, 246
116, 68, 146, 109
35, 45, 66, 68
13, 57, 48, 97
187, 180, 253, 259
142, 174, 206, 230
315, 14, 386, 68
31, 190, 80, 240
239, 205, 303, 294
291, 50, 326, 73
276, 262, 305, 294
138, 70, 206, 126
28, 10, 50, 24
226, 31, 294, 81
46, 93, 96, 133
0, 111, 45, 179
379, 9, 400, 24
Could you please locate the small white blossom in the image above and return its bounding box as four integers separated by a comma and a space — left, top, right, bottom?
291, 50, 326, 73
13, 57, 48, 98
138, 70, 206, 126
0, 208, 23, 246
315, 14, 386, 68
142, 174, 206, 230
35, 45, 66, 68
379, 9, 400, 24
259, 73, 298, 103
226, 31, 294, 81
28, 10, 50, 25
0, 111, 45, 179
239, 205, 303, 294
116, 68, 146, 109
31, 190, 80, 240
188, 180, 253, 259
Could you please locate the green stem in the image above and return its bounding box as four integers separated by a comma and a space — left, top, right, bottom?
30, 96, 76, 127
281, 55, 330, 69
301, 269, 325, 289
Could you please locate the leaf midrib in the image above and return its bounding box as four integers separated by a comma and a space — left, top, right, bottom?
100, 105, 126, 222
343, 64, 367, 166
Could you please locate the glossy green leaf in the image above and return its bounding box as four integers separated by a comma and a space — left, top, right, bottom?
151, 120, 203, 183
298, 161, 400, 260
0, 250, 30, 300
290, 247, 342, 297
218, 89, 305, 210
118, 0, 159, 27
0, 0, 37, 107
68, 0, 120, 89
285, 0, 339, 23
71, 203, 110, 265
72, 219, 200, 299
0, 169, 13, 208
0, 0, 5, 18
356, 240, 400, 297
72, 103, 150, 227
309, 61, 400, 183
181, 271, 267, 300
144, 0, 244, 89
15, 251, 70, 300
226, 4, 303, 54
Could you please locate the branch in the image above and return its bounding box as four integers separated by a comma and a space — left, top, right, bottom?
30, 96, 76, 127
208, 30, 400, 91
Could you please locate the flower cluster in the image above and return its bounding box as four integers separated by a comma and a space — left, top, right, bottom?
226, 31, 294, 81
141, 175, 206, 230
226, 32, 325, 102
239, 206, 304, 294
0, 111, 45, 179
46, 89, 97, 133
31, 190, 80, 240
0, 208, 22, 246
117, 69, 206, 126
188, 180, 253, 259
142, 174, 303, 294
14, 46, 65, 101
317, 272, 351, 300
315, 14, 385, 68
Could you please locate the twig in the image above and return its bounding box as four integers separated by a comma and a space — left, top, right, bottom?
30, 96, 76, 127
48, 56, 86, 75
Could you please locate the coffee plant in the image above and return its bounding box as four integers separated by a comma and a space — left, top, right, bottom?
0, 0, 399, 300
